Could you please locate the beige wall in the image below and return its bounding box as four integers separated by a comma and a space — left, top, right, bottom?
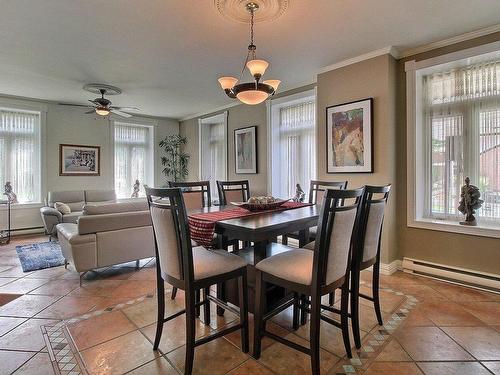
396, 33, 500, 274
0, 96, 178, 230
316, 54, 398, 264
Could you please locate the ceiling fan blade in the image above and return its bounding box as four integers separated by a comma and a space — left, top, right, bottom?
85, 110, 96, 114
59, 102, 94, 108
110, 106, 140, 112
88, 99, 101, 106
110, 109, 132, 118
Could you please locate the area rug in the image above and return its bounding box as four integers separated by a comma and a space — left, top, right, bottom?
15, 241, 65, 272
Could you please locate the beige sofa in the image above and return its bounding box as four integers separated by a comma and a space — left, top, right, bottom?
40, 189, 117, 238
56, 200, 155, 283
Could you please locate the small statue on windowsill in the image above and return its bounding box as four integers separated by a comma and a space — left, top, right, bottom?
4, 182, 18, 204
292, 183, 305, 203
131, 179, 140, 198
458, 177, 483, 226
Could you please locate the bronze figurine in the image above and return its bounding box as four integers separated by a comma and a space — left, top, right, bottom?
458, 177, 483, 226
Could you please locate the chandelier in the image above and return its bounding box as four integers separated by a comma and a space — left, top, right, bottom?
218, 2, 280, 105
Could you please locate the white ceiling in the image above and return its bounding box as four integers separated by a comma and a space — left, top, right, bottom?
1, 0, 500, 120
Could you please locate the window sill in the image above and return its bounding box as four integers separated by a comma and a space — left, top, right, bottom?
408, 217, 500, 239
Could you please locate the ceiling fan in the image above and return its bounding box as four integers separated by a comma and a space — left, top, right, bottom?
59, 84, 139, 118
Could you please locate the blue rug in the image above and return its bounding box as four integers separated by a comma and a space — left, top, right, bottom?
15, 241, 65, 272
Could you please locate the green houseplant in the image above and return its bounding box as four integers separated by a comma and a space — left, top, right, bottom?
159, 134, 189, 182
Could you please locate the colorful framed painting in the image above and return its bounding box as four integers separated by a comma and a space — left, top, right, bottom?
59, 144, 100, 176
326, 98, 373, 173
234, 126, 257, 174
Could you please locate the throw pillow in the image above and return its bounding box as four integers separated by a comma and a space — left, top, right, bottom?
54, 201, 71, 215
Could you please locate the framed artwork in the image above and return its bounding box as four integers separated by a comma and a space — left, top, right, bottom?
326, 98, 373, 173
59, 144, 100, 176
234, 126, 257, 174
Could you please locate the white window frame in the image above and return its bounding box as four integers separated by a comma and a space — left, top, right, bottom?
0, 98, 46, 209
406, 40, 500, 238
267, 88, 317, 197
112, 120, 155, 199
198, 112, 228, 203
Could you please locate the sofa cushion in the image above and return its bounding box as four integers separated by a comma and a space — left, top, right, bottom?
78, 211, 152, 235
54, 202, 71, 215
56, 223, 96, 245
62, 211, 82, 223
85, 190, 116, 203
83, 200, 148, 215
48, 190, 85, 211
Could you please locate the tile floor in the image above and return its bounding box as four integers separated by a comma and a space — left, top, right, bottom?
0, 234, 500, 374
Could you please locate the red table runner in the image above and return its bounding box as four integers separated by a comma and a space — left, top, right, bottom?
188, 201, 310, 248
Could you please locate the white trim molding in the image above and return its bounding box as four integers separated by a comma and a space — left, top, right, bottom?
317, 46, 398, 74
379, 260, 402, 276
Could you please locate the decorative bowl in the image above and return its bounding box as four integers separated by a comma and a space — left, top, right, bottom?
230, 199, 290, 212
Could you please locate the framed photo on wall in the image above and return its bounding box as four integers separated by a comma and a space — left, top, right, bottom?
326, 98, 373, 173
59, 144, 100, 176
234, 126, 257, 174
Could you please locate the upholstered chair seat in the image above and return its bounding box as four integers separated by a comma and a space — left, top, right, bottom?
193, 247, 247, 280
256, 249, 313, 286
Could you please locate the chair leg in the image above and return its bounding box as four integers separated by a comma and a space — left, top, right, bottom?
184, 289, 196, 375
153, 278, 165, 350
372, 261, 384, 326
135, 259, 140, 270
195, 289, 200, 317
328, 291, 335, 306
351, 269, 362, 349
341, 281, 352, 358
292, 292, 300, 330
171, 287, 177, 300
64, 259, 68, 269
252, 270, 265, 359
238, 272, 249, 353
202, 287, 210, 326
310, 292, 321, 375
216, 282, 225, 316
300, 294, 308, 325
282, 235, 288, 245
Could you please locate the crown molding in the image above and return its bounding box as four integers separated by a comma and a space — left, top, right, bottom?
317, 46, 399, 74
179, 101, 241, 122
399, 23, 500, 58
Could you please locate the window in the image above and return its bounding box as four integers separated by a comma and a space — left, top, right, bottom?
114, 122, 153, 199
269, 90, 316, 199
0, 109, 41, 204
408, 46, 500, 232
199, 112, 227, 202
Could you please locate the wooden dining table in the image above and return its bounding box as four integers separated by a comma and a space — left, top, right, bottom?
189, 204, 320, 313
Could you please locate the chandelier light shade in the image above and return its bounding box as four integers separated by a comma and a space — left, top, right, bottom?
218, 2, 280, 105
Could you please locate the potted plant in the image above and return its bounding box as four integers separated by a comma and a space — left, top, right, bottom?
159, 134, 189, 182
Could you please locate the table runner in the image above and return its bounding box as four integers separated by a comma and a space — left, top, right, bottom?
188, 202, 310, 248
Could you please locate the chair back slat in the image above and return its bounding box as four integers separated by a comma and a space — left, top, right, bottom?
312, 188, 364, 287
146, 187, 194, 285
217, 180, 250, 205
309, 180, 348, 204
356, 185, 391, 264
169, 181, 211, 209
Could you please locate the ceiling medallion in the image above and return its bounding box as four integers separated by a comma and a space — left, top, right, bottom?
217, 2, 281, 105
215, 0, 288, 23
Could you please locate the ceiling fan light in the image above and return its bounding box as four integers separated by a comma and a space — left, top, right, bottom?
246, 59, 269, 77
236, 90, 269, 105
95, 107, 110, 116
218, 76, 238, 90
263, 79, 281, 91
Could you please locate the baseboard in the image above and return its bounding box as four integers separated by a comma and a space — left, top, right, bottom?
379, 259, 402, 276
402, 257, 500, 294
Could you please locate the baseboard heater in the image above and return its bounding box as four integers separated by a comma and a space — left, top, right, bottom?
402, 257, 500, 294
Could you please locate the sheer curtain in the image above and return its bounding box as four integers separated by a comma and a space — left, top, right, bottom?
114, 123, 152, 198
423, 60, 500, 224
0, 110, 40, 203
278, 100, 316, 198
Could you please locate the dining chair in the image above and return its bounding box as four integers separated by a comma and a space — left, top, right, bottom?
168, 181, 212, 312
146, 187, 249, 375
253, 188, 364, 372
217, 180, 250, 205
350, 184, 391, 349
282, 180, 348, 246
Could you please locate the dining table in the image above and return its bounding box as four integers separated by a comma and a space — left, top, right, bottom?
188, 203, 320, 313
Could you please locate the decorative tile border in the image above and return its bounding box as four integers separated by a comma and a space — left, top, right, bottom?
42, 293, 155, 375
332, 282, 419, 374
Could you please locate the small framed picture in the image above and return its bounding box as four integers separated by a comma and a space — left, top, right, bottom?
59, 144, 100, 176
234, 126, 257, 174
326, 98, 373, 173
